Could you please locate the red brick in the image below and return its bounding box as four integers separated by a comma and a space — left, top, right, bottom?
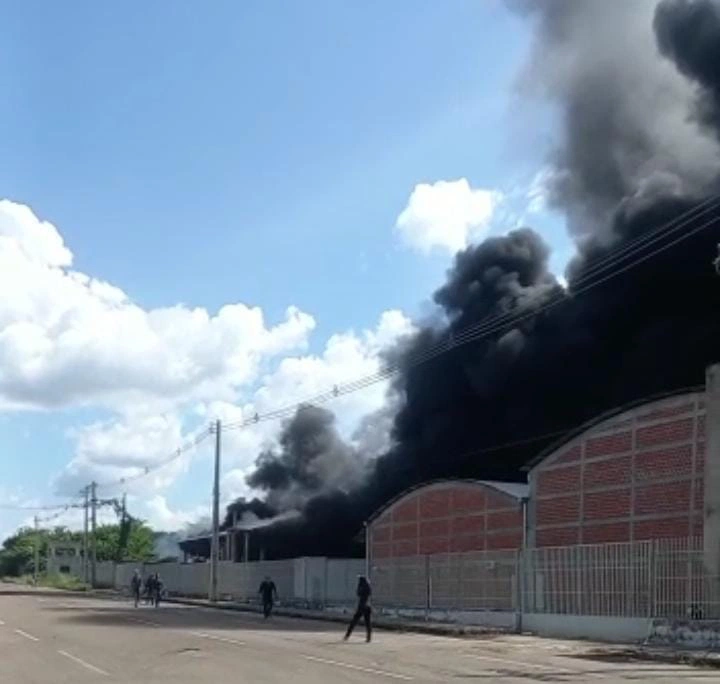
583, 489, 631, 520
583, 455, 632, 489
537, 495, 580, 526
554, 445, 581, 465
697, 414, 705, 439
635, 480, 691, 515
392, 497, 419, 523
373, 542, 391, 559
419, 518, 449, 538
635, 445, 692, 481
586, 431, 632, 458
419, 537, 449, 554
583, 521, 631, 544
392, 540, 418, 557
375, 511, 391, 526
487, 510, 522, 530
636, 402, 694, 423
634, 517, 691, 540
451, 515, 484, 536
372, 525, 391, 543
636, 418, 694, 449
485, 490, 515, 510
449, 534, 485, 552
419, 489, 451, 518
694, 479, 704, 511
486, 530, 522, 550
537, 465, 581, 496
536, 527, 580, 547
451, 487, 486, 512
392, 523, 418, 541
693, 515, 704, 536
696, 443, 705, 474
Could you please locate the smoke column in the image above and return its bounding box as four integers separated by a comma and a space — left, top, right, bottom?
231, 0, 720, 558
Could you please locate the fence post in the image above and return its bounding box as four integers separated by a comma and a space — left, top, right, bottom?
425, 555, 431, 621
648, 539, 657, 618
515, 549, 524, 633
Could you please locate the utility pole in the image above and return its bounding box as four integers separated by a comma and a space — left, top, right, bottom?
33, 515, 40, 586
82, 486, 89, 584
209, 419, 221, 602
90, 481, 97, 588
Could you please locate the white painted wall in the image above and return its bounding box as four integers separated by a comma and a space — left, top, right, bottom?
522, 613, 650, 642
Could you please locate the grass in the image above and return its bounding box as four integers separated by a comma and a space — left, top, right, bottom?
1, 573, 89, 591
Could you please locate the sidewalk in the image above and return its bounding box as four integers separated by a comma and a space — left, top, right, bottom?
163, 594, 720, 668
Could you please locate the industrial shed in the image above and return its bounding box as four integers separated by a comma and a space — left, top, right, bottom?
367, 479, 528, 561
527, 388, 706, 547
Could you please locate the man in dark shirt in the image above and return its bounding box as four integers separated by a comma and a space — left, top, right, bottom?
130, 570, 142, 608
153, 573, 163, 608
145, 574, 156, 606
344, 575, 372, 642
258, 576, 278, 618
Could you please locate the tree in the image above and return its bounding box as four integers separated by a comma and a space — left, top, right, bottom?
0, 521, 155, 577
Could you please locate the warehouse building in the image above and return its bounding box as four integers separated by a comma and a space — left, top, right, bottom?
366, 479, 529, 561
527, 388, 705, 547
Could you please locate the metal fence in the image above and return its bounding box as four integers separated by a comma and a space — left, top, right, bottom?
370, 538, 720, 620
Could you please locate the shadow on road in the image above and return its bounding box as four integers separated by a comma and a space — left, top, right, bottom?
0, 588, 98, 600
52, 603, 348, 634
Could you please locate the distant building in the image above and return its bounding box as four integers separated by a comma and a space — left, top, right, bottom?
47, 541, 84, 576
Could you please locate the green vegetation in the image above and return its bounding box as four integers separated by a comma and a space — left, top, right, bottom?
2, 573, 89, 591
0, 521, 156, 578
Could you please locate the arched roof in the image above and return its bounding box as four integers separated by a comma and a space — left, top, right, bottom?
524, 386, 703, 472
366, 477, 528, 525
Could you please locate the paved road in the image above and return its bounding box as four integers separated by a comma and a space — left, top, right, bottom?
0, 584, 716, 682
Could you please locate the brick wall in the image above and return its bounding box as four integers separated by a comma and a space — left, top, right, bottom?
531, 392, 704, 547
369, 481, 525, 559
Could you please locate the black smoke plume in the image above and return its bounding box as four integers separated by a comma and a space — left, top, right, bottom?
245, 405, 366, 512
228, 0, 720, 558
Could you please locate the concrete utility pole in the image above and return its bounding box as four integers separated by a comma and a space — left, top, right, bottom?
90, 481, 97, 588
82, 486, 89, 584
33, 515, 40, 586
704, 365, 720, 583
209, 419, 221, 602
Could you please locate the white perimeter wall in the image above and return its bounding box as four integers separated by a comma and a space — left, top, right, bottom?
113, 557, 364, 606
522, 613, 650, 642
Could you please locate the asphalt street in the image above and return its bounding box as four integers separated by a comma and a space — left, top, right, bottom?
0, 583, 716, 683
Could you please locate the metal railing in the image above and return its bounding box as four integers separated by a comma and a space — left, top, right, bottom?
370, 537, 720, 620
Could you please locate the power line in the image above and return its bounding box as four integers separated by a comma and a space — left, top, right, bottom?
0, 502, 84, 512
223, 199, 720, 432
94, 426, 213, 491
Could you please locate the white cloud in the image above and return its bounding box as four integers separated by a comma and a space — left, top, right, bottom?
525, 167, 553, 215
210, 309, 415, 499
395, 179, 502, 254
142, 495, 208, 532
0, 199, 315, 411
1, 198, 416, 518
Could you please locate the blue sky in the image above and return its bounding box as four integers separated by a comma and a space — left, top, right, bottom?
0, 1, 570, 538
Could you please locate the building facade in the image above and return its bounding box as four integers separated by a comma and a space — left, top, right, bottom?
367, 479, 528, 561
527, 389, 705, 547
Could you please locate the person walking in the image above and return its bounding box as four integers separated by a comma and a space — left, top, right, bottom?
144, 573, 156, 606
130, 569, 142, 608
344, 575, 372, 643
153, 573, 163, 608
258, 576, 278, 618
